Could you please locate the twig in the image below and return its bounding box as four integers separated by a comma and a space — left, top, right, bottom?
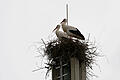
32, 66, 49, 72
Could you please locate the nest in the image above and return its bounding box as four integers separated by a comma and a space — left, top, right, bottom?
35, 38, 100, 79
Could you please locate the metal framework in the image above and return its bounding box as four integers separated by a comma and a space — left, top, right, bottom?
52, 57, 71, 80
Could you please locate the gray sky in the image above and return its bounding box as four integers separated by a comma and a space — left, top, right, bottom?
1, 0, 120, 80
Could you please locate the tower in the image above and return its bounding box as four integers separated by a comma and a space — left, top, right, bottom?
51, 39, 86, 80
52, 57, 86, 80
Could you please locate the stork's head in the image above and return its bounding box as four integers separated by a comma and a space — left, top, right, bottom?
60, 19, 67, 24
52, 25, 60, 32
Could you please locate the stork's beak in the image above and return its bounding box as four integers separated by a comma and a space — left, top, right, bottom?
52, 26, 57, 32
60, 21, 63, 24
60, 19, 67, 24
60, 20, 64, 24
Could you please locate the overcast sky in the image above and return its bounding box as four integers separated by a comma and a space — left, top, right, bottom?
1, 0, 120, 80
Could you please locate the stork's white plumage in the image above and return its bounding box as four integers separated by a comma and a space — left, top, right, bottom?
53, 25, 69, 40
60, 19, 85, 40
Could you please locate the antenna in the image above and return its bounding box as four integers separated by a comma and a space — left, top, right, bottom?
66, 4, 68, 25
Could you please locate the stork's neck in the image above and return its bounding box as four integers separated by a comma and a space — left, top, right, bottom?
61, 22, 67, 26
61, 22, 67, 32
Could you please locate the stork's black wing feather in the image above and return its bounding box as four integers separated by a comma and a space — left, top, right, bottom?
69, 28, 85, 40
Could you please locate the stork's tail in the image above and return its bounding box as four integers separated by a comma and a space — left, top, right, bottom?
77, 35, 85, 40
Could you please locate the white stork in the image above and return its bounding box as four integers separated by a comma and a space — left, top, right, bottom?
60, 19, 85, 40
53, 25, 69, 40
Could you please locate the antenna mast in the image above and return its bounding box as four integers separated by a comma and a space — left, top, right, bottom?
66, 4, 68, 25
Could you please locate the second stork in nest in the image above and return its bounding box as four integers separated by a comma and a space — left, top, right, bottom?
60, 19, 85, 40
